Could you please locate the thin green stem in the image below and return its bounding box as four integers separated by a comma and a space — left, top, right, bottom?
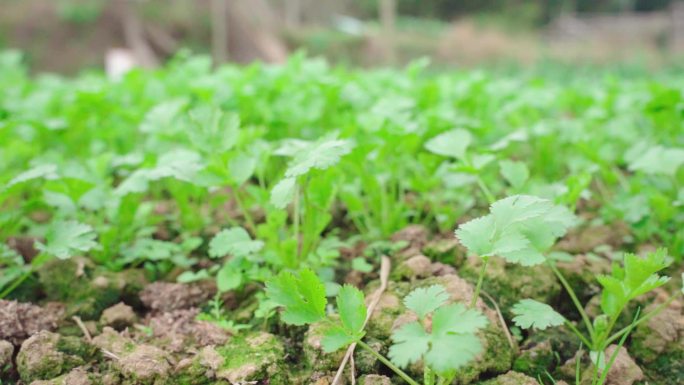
293, 183, 301, 263
476, 176, 496, 205
357, 340, 420, 385
233, 189, 256, 234
597, 309, 640, 385
0, 269, 32, 299
0, 253, 51, 299
424, 365, 435, 385
548, 261, 595, 345
563, 320, 592, 348
604, 293, 680, 346
575, 343, 583, 385
470, 256, 489, 308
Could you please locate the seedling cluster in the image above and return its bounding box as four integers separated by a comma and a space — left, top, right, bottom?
0, 52, 683, 385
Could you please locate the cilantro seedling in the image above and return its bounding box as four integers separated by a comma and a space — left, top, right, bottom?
389, 285, 488, 385
197, 293, 251, 334
209, 226, 265, 292
265, 269, 419, 385
512, 249, 682, 385
269, 135, 353, 265
455, 194, 575, 307
1, 220, 99, 298
267, 273, 486, 385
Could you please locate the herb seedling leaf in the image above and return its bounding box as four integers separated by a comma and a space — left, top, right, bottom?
597, 249, 671, 317
35, 220, 98, 260
431, 303, 489, 335
285, 138, 353, 177
500, 159, 529, 189
456, 195, 575, 266
337, 284, 366, 334
424, 128, 472, 159
209, 227, 263, 258
425, 333, 482, 375
265, 269, 327, 325
403, 285, 450, 320
388, 321, 430, 367
270, 177, 296, 209
321, 325, 358, 353
512, 299, 565, 330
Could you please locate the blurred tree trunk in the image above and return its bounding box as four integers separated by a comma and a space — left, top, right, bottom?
379, 0, 396, 63
211, 0, 229, 64
117, 0, 158, 68
285, 0, 302, 27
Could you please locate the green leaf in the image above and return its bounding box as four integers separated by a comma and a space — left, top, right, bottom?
187, 106, 240, 154
628, 146, 684, 177
285, 138, 353, 177
7, 164, 59, 188
265, 269, 327, 325
35, 220, 98, 260
597, 249, 671, 317
351, 257, 373, 273
425, 333, 482, 375
209, 227, 263, 258
139, 99, 186, 133
336, 285, 366, 334
115, 150, 204, 195
455, 195, 576, 266
321, 325, 357, 353
512, 299, 565, 330
403, 285, 450, 320
389, 301, 488, 375
499, 160, 529, 189
388, 321, 430, 367
270, 177, 296, 209
229, 151, 258, 186
431, 303, 489, 335
425, 128, 472, 159
176, 269, 210, 283
216, 264, 243, 292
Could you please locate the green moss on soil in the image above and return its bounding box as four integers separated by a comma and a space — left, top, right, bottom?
513, 326, 579, 379
37, 258, 146, 320
215, 332, 287, 384
460, 257, 560, 317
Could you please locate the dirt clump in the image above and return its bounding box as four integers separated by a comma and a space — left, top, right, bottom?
391, 224, 429, 259
392, 254, 433, 280
146, 308, 231, 352
92, 327, 171, 384
0, 299, 62, 345
140, 281, 216, 312
601, 345, 644, 385
6, 236, 40, 261
100, 302, 137, 330
480, 370, 539, 384
0, 339, 13, 374
359, 374, 392, 385
15, 330, 97, 383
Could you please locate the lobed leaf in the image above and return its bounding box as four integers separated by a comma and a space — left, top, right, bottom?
285, 138, 353, 178
512, 299, 565, 330
403, 285, 450, 320
35, 220, 98, 260
336, 285, 366, 335
209, 227, 264, 258
424, 128, 472, 159
265, 269, 327, 325
455, 195, 576, 266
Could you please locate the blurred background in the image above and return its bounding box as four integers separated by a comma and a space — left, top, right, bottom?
2, 0, 684, 73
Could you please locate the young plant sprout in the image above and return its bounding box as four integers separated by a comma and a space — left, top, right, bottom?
511, 248, 681, 385
455, 195, 576, 307
266, 270, 486, 385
